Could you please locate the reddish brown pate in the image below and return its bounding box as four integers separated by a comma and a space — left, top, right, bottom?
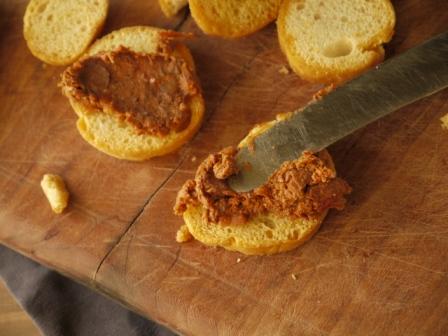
61, 46, 199, 136
174, 147, 352, 224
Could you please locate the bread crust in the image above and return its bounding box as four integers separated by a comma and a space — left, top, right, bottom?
189, 0, 282, 38
183, 205, 328, 255
158, 0, 188, 17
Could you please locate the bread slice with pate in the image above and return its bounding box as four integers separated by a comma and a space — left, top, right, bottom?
174, 115, 351, 255
23, 0, 109, 65
189, 0, 283, 38
61, 26, 205, 161
277, 0, 396, 83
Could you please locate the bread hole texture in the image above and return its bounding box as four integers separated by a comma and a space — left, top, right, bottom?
323, 38, 353, 58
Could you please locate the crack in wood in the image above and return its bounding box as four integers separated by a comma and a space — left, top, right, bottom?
173, 8, 190, 31
92, 12, 192, 282
317, 236, 448, 276
153, 246, 182, 316
92, 157, 185, 282
146, 241, 330, 336
166, 246, 181, 274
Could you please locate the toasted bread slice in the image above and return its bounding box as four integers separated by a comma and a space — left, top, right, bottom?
183, 205, 327, 255
189, 0, 282, 38
65, 26, 205, 161
177, 116, 337, 255
158, 0, 188, 17
23, 0, 108, 66
277, 0, 395, 83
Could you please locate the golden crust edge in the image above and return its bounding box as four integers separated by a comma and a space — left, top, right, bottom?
189, 0, 281, 38
158, 0, 187, 17
75, 94, 204, 161
183, 205, 328, 255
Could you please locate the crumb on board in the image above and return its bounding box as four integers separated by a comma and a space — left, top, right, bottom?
40, 174, 69, 214
247, 139, 255, 153
279, 66, 290, 75
441, 113, 448, 130
176, 225, 193, 243
236, 258, 241, 263
312, 84, 335, 101
275, 112, 293, 121
191, 155, 197, 162
291, 274, 297, 280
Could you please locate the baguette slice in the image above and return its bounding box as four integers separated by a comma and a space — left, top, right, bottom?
189, 0, 282, 38
66, 26, 205, 161
278, 0, 395, 83
178, 116, 335, 255
23, 0, 108, 66
158, 0, 188, 17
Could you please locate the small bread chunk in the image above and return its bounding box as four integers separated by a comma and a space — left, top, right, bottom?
277, 0, 395, 83
158, 0, 188, 17
40, 174, 69, 214
278, 66, 290, 75
23, 0, 108, 65
441, 114, 448, 130
176, 225, 193, 243
189, 0, 282, 38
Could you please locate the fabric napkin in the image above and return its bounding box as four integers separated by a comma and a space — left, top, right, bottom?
0, 245, 176, 336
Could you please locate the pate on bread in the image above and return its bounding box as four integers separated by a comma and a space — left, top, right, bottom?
60, 26, 205, 161
174, 115, 351, 255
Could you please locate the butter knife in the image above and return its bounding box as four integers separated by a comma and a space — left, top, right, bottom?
229, 31, 448, 192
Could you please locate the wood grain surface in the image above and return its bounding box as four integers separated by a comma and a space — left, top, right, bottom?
1, 1, 448, 335
0, 281, 40, 336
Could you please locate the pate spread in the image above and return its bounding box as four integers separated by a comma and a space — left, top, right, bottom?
174, 147, 352, 224
61, 47, 199, 136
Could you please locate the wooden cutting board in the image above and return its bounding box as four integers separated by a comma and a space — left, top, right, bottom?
1, 1, 448, 335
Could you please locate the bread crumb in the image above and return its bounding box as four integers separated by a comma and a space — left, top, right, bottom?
191, 155, 197, 162
275, 112, 293, 121
291, 274, 297, 280
176, 225, 193, 243
236, 258, 241, 263
247, 139, 255, 153
279, 66, 290, 75
312, 84, 335, 101
441, 113, 448, 130
40, 174, 69, 214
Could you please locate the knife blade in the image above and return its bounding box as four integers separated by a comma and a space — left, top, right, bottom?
228, 31, 448, 192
